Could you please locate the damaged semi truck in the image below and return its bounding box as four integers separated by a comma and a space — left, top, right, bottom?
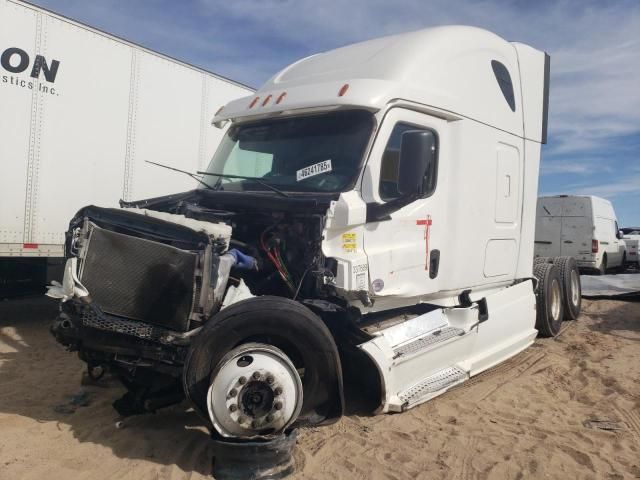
49, 26, 573, 440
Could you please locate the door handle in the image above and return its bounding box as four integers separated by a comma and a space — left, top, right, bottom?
429, 250, 440, 279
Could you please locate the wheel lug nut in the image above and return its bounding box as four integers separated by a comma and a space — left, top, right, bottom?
252, 371, 261, 380
238, 415, 247, 424
274, 401, 283, 411
266, 414, 274, 422
266, 375, 274, 384
228, 388, 238, 397
229, 404, 237, 413
274, 387, 283, 396
251, 420, 260, 429
238, 376, 247, 385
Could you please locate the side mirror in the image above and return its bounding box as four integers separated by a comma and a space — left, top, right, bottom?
617, 230, 624, 240
397, 130, 436, 197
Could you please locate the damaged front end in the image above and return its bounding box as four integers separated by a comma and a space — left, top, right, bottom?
49, 205, 240, 415
48, 193, 345, 432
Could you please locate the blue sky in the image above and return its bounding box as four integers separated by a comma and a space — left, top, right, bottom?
31, 0, 640, 225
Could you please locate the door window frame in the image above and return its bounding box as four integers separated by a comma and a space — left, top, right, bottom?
360, 107, 444, 205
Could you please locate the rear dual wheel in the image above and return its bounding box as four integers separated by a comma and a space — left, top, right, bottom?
533, 262, 564, 337
552, 256, 581, 320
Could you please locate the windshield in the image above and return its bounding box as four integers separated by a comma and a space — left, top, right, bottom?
201, 109, 375, 193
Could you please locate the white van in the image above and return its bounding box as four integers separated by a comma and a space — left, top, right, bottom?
535, 195, 626, 274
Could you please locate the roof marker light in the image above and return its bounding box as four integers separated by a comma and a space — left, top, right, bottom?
338, 83, 349, 97
276, 92, 287, 104
249, 97, 260, 108
262, 94, 272, 106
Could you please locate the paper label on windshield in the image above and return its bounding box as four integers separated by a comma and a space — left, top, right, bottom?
296, 160, 332, 181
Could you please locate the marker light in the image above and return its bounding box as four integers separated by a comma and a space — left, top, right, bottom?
262, 94, 272, 106
249, 97, 260, 108
276, 92, 287, 104
338, 83, 349, 97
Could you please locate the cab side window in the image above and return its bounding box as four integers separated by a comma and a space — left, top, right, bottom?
379, 123, 438, 202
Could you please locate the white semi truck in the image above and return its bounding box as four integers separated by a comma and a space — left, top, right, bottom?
49, 26, 581, 441
0, 0, 253, 295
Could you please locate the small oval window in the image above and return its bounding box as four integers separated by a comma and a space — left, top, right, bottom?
491, 60, 516, 112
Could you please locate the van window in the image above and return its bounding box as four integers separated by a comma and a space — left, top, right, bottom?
379, 123, 438, 201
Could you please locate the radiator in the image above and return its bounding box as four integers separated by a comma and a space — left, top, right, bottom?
79, 225, 197, 331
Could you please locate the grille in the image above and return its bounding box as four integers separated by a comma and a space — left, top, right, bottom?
80, 225, 197, 331
81, 308, 171, 343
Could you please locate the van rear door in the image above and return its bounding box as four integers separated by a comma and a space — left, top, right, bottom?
534, 198, 562, 257
561, 216, 592, 259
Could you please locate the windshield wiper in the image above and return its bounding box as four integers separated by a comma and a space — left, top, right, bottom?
196, 171, 290, 198
145, 161, 214, 190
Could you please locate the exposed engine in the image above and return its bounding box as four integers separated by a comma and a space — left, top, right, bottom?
48, 191, 333, 416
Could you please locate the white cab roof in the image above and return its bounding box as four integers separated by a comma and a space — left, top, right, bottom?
214, 26, 543, 140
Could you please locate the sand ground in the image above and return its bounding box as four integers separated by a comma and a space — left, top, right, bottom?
0, 297, 639, 479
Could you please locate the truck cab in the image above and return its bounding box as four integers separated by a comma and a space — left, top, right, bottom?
49, 26, 559, 440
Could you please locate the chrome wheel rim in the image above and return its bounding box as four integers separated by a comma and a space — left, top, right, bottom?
550, 278, 562, 321
207, 343, 303, 439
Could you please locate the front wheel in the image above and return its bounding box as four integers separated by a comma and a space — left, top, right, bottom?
207, 343, 303, 438
183, 296, 344, 438
617, 253, 627, 273
597, 254, 607, 275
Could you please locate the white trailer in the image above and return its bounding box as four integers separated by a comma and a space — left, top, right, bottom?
0, 0, 252, 268
49, 26, 581, 448
535, 195, 627, 274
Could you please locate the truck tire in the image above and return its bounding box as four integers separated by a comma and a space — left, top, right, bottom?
533, 262, 564, 337
552, 256, 581, 320
617, 253, 627, 273
597, 254, 607, 275
534, 256, 552, 264
183, 296, 343, 436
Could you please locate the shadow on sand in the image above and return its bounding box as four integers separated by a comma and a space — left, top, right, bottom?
0, 296, 375, 476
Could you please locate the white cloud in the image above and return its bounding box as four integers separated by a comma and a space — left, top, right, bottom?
571, 176, 640, 198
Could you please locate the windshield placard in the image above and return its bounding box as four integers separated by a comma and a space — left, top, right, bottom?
296, 160, 332, 181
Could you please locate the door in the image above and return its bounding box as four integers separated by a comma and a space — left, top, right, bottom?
535, 216, 562, 257
534, 197, 563, 257
361, 109, 444, 299
561, 216, 591, 258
